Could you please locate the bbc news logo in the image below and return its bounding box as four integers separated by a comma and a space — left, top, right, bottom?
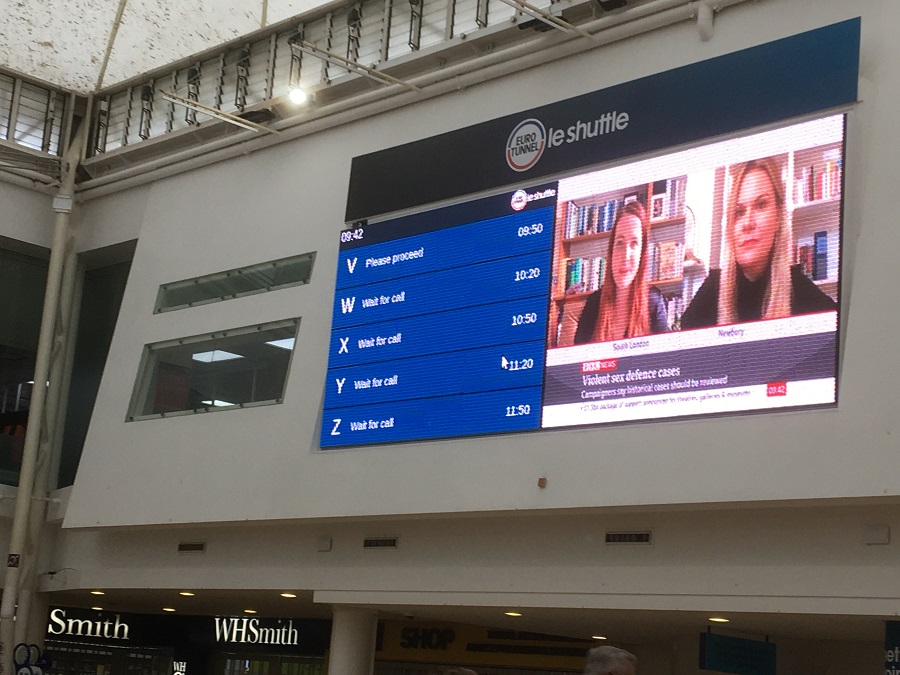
506, 119, 546, 172
582, 359, 617, 373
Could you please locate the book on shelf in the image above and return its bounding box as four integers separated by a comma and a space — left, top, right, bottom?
565, 200, 619, 238
563, 256, 606, 294
665, 176, 687, 219
647, 240, 684, 281
796, 243, 814, 279
813, 231, 828, 281
665, 294, 684, 331
794, 160, 841, 204
797, 232, 829, 281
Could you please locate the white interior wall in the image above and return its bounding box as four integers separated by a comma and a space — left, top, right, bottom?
47, 503, 900, 619
59, 0, 900, 529
37, 503, 896, 674
0, 182, 54, 249
73, 184, 149, 252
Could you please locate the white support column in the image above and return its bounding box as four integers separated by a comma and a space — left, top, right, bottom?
327, 607, 377, 675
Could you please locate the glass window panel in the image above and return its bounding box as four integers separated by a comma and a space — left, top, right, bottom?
128, 319, 299, 420
0, 247, 49, 486
59, 260, 131, 488
155, 252, 315, 313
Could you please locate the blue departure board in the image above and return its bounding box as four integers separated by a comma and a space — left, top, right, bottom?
320, 186, 558, 447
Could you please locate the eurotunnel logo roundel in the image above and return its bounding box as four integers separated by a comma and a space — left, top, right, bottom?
510, 190, 528, 211
506, 118, 546, 172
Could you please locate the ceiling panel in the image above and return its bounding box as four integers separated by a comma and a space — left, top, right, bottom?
0, 0, 119, 92
102, 0, 263, 88
266, 0, 334, 26
0, 0, 340, 94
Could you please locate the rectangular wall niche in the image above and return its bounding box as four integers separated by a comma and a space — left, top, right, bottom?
128, 319, 299, 420
154, 252, 315, 313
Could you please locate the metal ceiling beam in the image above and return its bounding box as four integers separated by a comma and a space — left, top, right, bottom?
95, 0, 131, 90
496, 0, 597, 39
291, 39, 420, 91
160, 91, 280, 134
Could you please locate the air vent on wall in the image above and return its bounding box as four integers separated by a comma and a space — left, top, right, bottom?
177, 541, 207, 553
605, 531, 651, 545
363, 536, 398, 549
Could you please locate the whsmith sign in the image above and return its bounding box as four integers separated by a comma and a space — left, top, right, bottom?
47, 608, 131, 639
214, 617, 299, 645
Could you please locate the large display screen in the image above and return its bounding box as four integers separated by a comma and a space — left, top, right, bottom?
321, 114, 844, 447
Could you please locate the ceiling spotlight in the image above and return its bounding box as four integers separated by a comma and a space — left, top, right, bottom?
244, 609, 257, 614
289, 87, 308, 105
504, 611, 522, 617
90, 590, 105, 596
91, 607, 103, 611
597, 0, 626, 9
179, 591, 195, 597
592, 635, 607, 640
162, 607, 176, 612
280, 592, 298, 598
708, 616, 730, 623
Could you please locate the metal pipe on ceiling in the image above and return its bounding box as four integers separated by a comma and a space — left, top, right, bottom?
95, 0, 131, 91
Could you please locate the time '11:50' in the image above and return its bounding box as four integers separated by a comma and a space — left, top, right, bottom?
505, 404, 532, 417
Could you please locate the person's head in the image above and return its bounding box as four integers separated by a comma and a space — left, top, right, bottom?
583, 645, 637, 675
596, 200, 651, 341
730, 158, 785, 281
719, 155, 792, 324
610, 202, 648, 292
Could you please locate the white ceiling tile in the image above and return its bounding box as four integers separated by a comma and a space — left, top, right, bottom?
266, 0, 333, 25
101, 0, 264, 88
0, 0, 119, 92
0, 0, 339, 93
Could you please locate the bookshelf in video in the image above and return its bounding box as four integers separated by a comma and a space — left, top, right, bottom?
541, 114, 844, 429
551, 176, 692, 347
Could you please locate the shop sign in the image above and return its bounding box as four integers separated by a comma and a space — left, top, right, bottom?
885, 621, 900, 674
213, 617, 299, 645
378, 621, 592, 670
699, 633, 775, 675
47, 608, 130, 639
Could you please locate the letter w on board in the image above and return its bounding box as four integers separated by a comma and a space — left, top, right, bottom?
340, 297, 356, 313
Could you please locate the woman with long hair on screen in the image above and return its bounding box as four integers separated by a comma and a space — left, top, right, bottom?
681, 155, 835, 328
574, 200, 668, 344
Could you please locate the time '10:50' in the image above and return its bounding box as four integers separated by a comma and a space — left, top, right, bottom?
511, 312, 538, 326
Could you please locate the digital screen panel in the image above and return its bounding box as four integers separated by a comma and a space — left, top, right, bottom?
321, 114, 844, 447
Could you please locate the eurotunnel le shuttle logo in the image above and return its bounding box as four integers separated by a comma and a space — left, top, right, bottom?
506, 118, 546, 172
510, 187, 557, 211
506, 109, 631, 172
510, 190, 529, 211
